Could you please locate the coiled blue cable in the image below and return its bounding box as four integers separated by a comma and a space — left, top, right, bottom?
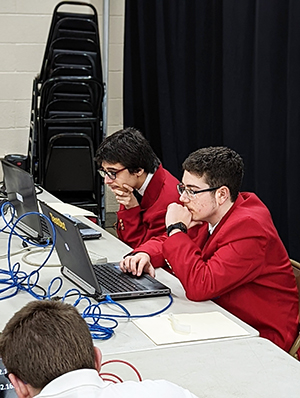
0, 201, 174, 340
0, 201, 62, 300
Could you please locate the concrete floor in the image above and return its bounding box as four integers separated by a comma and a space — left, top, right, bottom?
104, 211, 118, 238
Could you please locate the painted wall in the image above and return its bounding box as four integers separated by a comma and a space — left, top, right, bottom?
0, 0, 123, 212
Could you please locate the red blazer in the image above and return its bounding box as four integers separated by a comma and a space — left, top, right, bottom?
136, 192, 299, 353
116, 164, 180, 248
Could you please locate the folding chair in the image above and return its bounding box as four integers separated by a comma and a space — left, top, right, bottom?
289, 259, 300, 359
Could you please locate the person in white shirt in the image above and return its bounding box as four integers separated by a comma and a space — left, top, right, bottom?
0, 300, 198, 398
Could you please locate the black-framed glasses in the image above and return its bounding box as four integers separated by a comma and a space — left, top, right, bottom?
177, 183, 221, 198
98, 167, 127, 180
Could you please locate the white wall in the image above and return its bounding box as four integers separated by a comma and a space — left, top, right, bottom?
0, 0, 123, 211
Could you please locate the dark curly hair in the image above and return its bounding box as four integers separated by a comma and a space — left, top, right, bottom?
95, 127, 160, 174
183, 146, 244, 201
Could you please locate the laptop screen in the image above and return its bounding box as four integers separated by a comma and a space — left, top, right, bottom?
39, 200, 101, 295
0, 358, 17, 398
1, 160, 44, 240
40, 201, 171, 300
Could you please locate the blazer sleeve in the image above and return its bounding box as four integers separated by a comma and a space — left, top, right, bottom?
161, 217, 268, 301
117, 205, 147, 248
117, 206, 175, 249
133, 233, 169, 268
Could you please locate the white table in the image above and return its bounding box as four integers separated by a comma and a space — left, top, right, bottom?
0, 217, 258, 356
1, 196, 299, 398
102, 337, 300, 397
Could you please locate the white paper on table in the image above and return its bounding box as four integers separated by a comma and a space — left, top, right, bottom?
132, 311, 250, 345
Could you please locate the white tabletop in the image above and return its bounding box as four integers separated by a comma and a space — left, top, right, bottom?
0, 197, 299, 397
0, 212, 258, 355
101, 337, 300, 397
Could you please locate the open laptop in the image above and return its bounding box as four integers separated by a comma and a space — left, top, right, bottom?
40, 201, 171, 301
0, 357, 17, 398
1, 159, 101, 242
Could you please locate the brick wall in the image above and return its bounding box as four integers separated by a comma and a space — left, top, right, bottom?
0, 0, 123, 212
105, 0, 123, 212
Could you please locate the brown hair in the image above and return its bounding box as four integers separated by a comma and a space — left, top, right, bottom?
183, 146, 244, 202
0, 300, 95, 389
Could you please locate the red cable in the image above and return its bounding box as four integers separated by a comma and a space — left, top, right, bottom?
99, 372, 123, 383
101, 378, 118, 383
100, 359, 143, 382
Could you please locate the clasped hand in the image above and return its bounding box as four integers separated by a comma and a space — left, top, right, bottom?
112, 184, 139, 209
165, 202, 192, 228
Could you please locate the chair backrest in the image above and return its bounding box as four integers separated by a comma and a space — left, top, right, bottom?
39, 1, 99, 82
50, 65, 92, 78
291, 259, 300, 316
49, 52, 97, 77
39, 76, 104, 116
43, 133, 95, 192
53, 17, 99, 44
44, 98, 94, 119
38, 122, 97, 184
289, 259, 300, 359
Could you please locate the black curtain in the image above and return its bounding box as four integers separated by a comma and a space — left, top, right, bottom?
123, 0, 300, 260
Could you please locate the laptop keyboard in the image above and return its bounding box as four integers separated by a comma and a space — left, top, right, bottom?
93, 263, 147, 293
40, 215, 51, 237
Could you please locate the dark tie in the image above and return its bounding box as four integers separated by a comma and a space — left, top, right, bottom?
206, 230, 211, 242
133, 190, 143, 204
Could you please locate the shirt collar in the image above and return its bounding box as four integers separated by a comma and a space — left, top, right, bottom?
36, 369, 107, 397
137, 172, 154, 196
208, 221, 220, 235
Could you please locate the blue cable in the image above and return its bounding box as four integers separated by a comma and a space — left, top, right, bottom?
0, 202, 174, 339
59, 289, 173, 340
101, 294, 174, 319
61, 289, 86, 303
0, 202, 62, 300
0, 202, 15, 233
82, 302, 121, 340
7, 212, 57, 299
79, 294, 174, 340
60, 290, 117, 339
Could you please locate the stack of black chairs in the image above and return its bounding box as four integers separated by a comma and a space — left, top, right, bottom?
28, 1, 105, 223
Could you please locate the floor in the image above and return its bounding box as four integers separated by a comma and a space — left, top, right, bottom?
104, 211, 118, 238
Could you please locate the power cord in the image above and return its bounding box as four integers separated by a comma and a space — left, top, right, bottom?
21, 247, 60, 267
0, 245, 31, 260
100, 359, 143, 382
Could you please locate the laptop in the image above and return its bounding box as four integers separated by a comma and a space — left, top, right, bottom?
40, 201, 171, 301
0, 357, 17, 398
1, 159, 101, 242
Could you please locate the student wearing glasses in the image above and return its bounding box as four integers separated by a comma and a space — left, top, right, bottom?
95, 127, 180, 248
120, 146, 299, 355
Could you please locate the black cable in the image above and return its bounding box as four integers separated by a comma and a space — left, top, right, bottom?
20, 282, 47, 296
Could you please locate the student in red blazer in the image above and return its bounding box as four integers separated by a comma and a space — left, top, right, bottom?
120, 146, 299, 355
95, 127, 180, 248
